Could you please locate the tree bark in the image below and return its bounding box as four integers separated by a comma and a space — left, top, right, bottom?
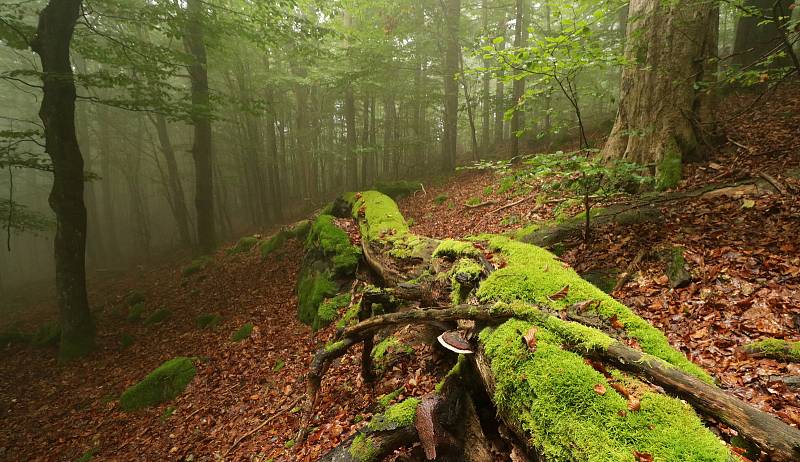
441, 0, 460, 172
184, 0, 216, 253
151, 114, 193, 246
732, 0, 794, 69
31, 0, 95, 361
510, 0, 527, 160
601, 0, 718, 189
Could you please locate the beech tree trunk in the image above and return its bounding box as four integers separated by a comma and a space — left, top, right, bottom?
494, 14, 506, 149
184, 0, 216, 253
732, 0, 794, 69
510, 0, 527, 160
441, 0, 460, 172
31, 0, 95, 361
601, 0, 718, 189
151, 114, 193, 246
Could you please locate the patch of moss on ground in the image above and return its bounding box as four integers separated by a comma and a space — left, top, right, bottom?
182, 256, 212, 277
745, 338, 800, 362
260, 231, 288, 258
195, 312, 223, 329
314, 293, 351, 331
474, 235, 711, 382
479, 319, 730, 461
229, 236, 259, 255
119, 357, 196, 411
296, 269, 338, 326
371, 336, 412, 369
127, 302, 146, 323
433, 194, 448, 205
231, 323, 254, 342
120, 333, 135, 350
126, 291, 145, 306
144, 308, 172, 325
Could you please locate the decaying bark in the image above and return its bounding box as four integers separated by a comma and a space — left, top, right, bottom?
299, 190, 800, 462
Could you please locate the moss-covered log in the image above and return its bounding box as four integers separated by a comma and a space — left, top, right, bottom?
303, 190, 800, 461
742, 338, 800, 363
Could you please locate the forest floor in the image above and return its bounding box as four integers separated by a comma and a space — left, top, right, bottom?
1, 85, 800, 462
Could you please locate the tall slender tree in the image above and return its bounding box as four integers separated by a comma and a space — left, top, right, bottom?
441, 0, 461, 171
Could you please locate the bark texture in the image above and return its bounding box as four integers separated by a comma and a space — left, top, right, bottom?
441, 0, 460, 172
32, 0, 95, 361
601, 0, 718, 189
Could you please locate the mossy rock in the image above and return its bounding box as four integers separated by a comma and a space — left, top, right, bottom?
296, 269, 338, 326
119, 357, 196, 411
743, 338, 800, 362
314, 293, 351, 331
127, 302, 145, 323
229, 236, 259, 255
305, 214, 361, 277
260, 231, 289, 258
144, 308, 172, 325
231, 323, 254, 342
665, 246, 691, 289
195, 312, 223, 329
182, 256, 212, 277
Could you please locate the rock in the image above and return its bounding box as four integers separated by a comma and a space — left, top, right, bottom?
665, 247, 691, 288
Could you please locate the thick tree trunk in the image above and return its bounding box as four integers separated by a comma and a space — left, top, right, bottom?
31, 0, 95, 361
151, 114, 193, 246
441, 0, 460, 172
601, 0, 718, 189
184, 0, 216, 253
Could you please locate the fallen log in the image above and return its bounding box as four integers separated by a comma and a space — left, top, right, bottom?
297, 190, 800, 461
742, 338, 800, 363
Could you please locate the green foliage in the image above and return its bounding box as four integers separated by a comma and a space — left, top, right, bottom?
336, 302, 361, 329
119, 357, 196, 411
127, 303, 146, 323
75, 448, 97, 462
273, 358, 285, 372
144, 308, 172, 325
465, 197, 481, 206
0, 200, 53, 236
228, 236, 259, 255
182, 256, 212, 277
231, 323, 254, 342
195, 313, 223, 329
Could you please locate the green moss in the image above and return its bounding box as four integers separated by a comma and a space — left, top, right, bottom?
144, 308, 172, 325
306, 214, 361, 277
449, 258, 484, 304
273, 358, 285, 372
126, 291, 145, 306
349, 434, 378, 461
466, 197, 481, 206
32, 322, 60, 347
119, 357, 196, 411
371, 336, 412, 368
511, 223, 541, 240
120, 333, 135, 350
336, 303, 361, 329
182, 256, 212, 277
435, 355, 466, 393
314, 293, 352, 331
296, 269, 338, 326
127, 302, 145, 323
475, 235, 711, 381
75, 448, 96, 462
366, 397, 420, 432
260, 231, 288, 258
377, 387, 404, 409
231, 323, 254, 342
434, 194, 448, 205
745, 338, 800, 362
289, 219, 311, 239
350, 191, 410, 241
195, 312, 223, 329
433, 239, 482, 259
656, 138, 682, 191
228, 236, 259, 255
479, 319, 729, 461
161, 406, 176, 421
284, 439, 295, 449
324, 339, 346, 353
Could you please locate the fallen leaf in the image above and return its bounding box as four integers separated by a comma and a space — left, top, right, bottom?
549, 285, 570, 301
742, 199, 755, 209
523, 327, 537, 352
633, 451, 654, 462
628, 397, 641, 412
609, 315, 624, 330
593, 384, 606, 395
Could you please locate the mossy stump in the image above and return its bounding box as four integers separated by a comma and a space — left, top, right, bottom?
119, 357, 196, 411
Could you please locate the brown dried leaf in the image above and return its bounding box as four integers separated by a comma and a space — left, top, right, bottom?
593, 384, 607, 395
523, 327, 537, 352
549, 285, 570, 301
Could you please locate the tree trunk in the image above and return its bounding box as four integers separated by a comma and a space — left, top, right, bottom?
151, 114, 193, 246
263, 56, 283, 222
494, 14, 506, 149
480, 0, 491, 156
344, 86, 358, 189
601, 0, 718, 190
184, 0, 216, 253
732, 0, 794, 69
510, 0, 527, 160
31, 0, 95, 361
441, 0, 460, 172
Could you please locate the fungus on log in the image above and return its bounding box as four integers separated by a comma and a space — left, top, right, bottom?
299, 191, 800, 462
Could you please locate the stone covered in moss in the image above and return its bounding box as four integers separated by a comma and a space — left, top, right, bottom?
475, 235, 710, 382
665, 246, 691, 288
296, 269, 338, 326
306, 214, 361, 277
744, 338, 800, 362
119, 357, 196, 411
260, 230, 289, 258
231, 323, 254, 342
228, 235, 259, 255
479, 319, 730, 461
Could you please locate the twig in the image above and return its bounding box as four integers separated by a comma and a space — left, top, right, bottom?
613, 248, 646, 292
225, 395, 303, 457
490, 196, 528, 214
758, 171, 788, 195
727, 136, 751, 152
464, 200, 498, 209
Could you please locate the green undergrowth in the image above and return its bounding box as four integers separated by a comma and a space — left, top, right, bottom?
231, 323, 254, 342
182, 256, 212, 277
744, 338, 800, 362
314, 293, 351, 331
195, 312, 223, 329
228, 236, 258, 255
475, 235, 710, 382
479, 319, 729, 461
119, 357, 196, 411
